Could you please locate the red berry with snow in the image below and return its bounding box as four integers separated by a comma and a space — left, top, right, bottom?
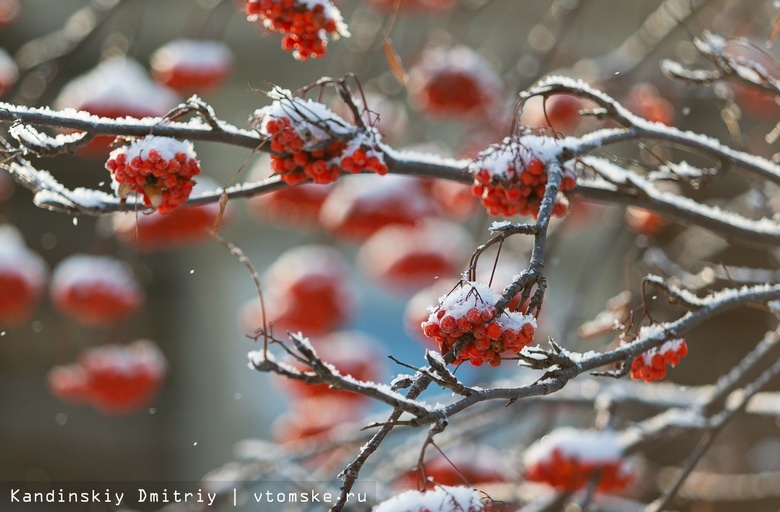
112, 178, 232, 252
50, 254, 144, 327
358, 219, 472, 292
244, 0, 349, 61
524, 427, 633, 492
241, 245, 354, 336
630, 337, 688, 382
281, 331, 384, 403
48, 340, 166, 415
0, 226, 47, 327
54, 58, 179, 156
320, 175, 436, 241
422, 281, 536, 367
150, 39, 233, 95
106, 135, 201, 214
409, 45, 502, 120
375, 486, 488, 512
251, 89, 386, 186
469, 135, 575, 218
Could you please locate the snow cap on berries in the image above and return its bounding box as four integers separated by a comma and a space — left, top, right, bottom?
423, 280, 537, 367
55, 57, 179, 117
106, 135, 201, 214
374, 486, 486, 512
469, 135, 575, 218
150, 39, 234, 93
50, 254, 143, 326
0, 225, 48, 291
409, 45, 502, 118
630, 336, 688, 382
524, 427, 633, 492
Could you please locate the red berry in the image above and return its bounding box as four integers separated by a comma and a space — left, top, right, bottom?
51, 255, 144, 327
0, 226, 47, 327
630, 337, 687, 383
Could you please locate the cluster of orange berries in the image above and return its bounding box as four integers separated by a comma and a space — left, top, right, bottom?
630, 337, 688, 382
105, 136, 201, 214
254, 95, 387, 185
523, 428, 633, 493
244, 0, 348, 61
48, 340, 166, 415
421, 281, 536, 367
470, 137, 576, 218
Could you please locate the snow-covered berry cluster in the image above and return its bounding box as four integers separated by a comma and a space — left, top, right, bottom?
241, 245, 354, 336
105, 135, 201, 214
0, 226, 47, 326
112, 178, 231, 252
47, 340, 166, 415
150, 39, 233, 95
50, 255, 143, 327
252, 90, 387, 186
375, 486, 487, 512
523, 428, 633, 492
244, 0, 349, 61
469, 136, 576, 218
422, 281, 536, 367
409, 45, 502, 120
630, 337, 688, 382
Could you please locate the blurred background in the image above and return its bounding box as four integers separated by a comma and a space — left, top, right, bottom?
0, 1, 779, 510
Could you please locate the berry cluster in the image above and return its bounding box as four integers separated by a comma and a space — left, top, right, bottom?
421, 281, 536, 367
409, 45, 501, 120
112, 178, 231, 252
47, 340, 166, 415
469, 136, 576, 218
358, 218, 471, 292
50, 255, 144, 327
320, 175, 434, 241
630, 337, 688, 382
524, 428, 633, 492
54, 58, 179, 156
252, 91, 387, 186
241, 245, 354, 336
244, 0, 349, 61
150, 39, 233, 95
0, 226, 47, 326
105, 135, 201, 214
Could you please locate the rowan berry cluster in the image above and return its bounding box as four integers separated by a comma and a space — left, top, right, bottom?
421, 281, 536, 367
252, 91, 387, 185
105, 135, 201, 214
47, 340, 167, 415
630, 337, 688, 382
50, 255, 143, 327
523, 428, 633, 492
150, 39, 233, 95
469, 136, 576, 218
244, 0, 349, 61
0, 226, 47, 326
409, 45, 501, 120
